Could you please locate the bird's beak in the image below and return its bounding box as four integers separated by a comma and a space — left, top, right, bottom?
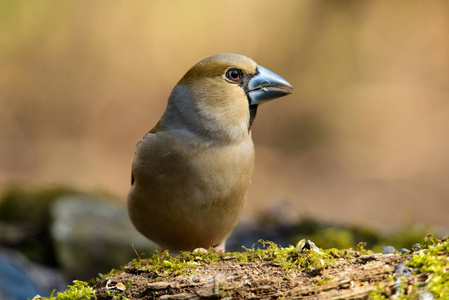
247, 65, 294, 105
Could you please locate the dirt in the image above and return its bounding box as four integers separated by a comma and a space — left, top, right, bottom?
92, 252, 419, 300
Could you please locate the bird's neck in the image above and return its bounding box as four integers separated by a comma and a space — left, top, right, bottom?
159, 85, 253, 145
160, 108, 252, 146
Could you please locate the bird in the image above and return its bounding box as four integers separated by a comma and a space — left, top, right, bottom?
127, 53, 293, 254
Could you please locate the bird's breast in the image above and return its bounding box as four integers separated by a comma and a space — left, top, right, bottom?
128, 132, 255, 250
131, 131, 255, 211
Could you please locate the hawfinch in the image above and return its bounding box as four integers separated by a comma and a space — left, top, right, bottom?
127, 53, 293, 253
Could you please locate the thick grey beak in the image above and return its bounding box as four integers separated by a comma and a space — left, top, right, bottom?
247, 65, 294, 105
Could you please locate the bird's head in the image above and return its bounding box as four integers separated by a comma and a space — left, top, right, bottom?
163, 53, 293, 142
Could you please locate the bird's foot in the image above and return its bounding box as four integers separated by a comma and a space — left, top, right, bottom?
193, 246, 224, 254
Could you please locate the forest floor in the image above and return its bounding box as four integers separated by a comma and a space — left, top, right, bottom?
79, 237, 448, 300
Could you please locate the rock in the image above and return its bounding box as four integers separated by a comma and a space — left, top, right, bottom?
382, 246, 396, 254
50, 195, 157, 279
412, 243, 421, 251
419, 291, 435, 300
0, 248, 67, 300
399, 248, 411, 254
393, 263, 412, 277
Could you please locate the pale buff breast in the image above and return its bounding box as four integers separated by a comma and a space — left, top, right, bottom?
127, 131, 255, 252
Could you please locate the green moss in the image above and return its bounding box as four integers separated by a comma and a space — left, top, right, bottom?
93, 267, 123, 284
37, 236, 449, 299
328, 247, 358, 259
419, 233, 443, 249
237, 240, 339, 274
126, 240, 340, 279
128, 250, 204, 278
406, 239, 449, 298
369, 285, 388, 300
33, 280, 95, 300
370, 236, 449, 299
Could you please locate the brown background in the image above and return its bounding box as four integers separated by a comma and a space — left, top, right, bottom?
1, 1, 448, 233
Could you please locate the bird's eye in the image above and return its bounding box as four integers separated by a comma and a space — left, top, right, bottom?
226, 68, 242, 81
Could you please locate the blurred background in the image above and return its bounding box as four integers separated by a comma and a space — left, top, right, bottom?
1, 0, 449, 296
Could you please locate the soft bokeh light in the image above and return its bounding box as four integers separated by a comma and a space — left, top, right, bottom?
1, 0, 449, 231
